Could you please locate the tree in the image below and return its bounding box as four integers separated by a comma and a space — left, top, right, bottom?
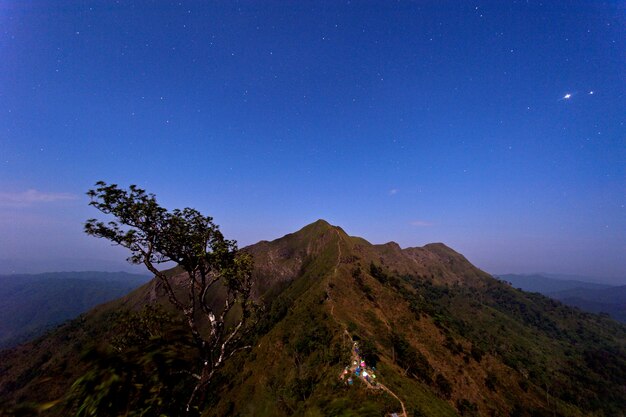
85, 181, 255, 412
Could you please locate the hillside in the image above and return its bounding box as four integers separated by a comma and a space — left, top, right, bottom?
498, 274, 625, 323
0, 272, 151, 349
497, 274, 612, 294
549, 286, 626, 323
1, 220, 625, 417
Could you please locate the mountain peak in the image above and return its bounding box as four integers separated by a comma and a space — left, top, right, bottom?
310, 218, 332, 227
423, 242, 455, 251
301, 218, 337, 231
2, 221, 625, 417
293, 219, 349, 240
300, 218, 333, 232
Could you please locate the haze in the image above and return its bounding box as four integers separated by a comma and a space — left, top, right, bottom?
0, 1, 624, 284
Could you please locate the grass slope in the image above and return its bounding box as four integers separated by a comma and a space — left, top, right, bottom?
1, 221, 624, 417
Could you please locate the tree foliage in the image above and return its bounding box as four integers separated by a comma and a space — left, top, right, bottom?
84, 181, 255, 412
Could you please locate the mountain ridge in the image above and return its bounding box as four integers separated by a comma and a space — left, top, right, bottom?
1, 220, 624, 417
498, 273, 625, 322
498, 273, 613, 293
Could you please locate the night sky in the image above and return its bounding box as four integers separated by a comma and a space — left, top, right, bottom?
0, 1, 624, 282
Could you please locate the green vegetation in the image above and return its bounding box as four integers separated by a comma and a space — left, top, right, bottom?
381, 265, 626, 416
66, 307, 196, 416
85, 182, 256, 411
390, 332, 433, 383
1, 220, 624, 417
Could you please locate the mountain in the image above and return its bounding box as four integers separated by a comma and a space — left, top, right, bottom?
0, 272, 151, 349
542, 273, 624, 286
498, 274, 625, 323
0, 258, 147, 275
497, 274, 612, 294
549, 286, 626, 323
1, 220, 624, 417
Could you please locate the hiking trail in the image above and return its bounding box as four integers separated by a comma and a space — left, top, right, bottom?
327, 230, 407, 417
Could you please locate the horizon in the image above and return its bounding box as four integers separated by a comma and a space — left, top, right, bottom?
0, 218, 624, 285
1, 2, 624, 283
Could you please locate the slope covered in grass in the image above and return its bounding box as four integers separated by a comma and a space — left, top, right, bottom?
1, 221, 624, 417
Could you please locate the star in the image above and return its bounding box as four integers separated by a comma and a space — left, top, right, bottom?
563, 93, 572, 99
589, 91, 594, 95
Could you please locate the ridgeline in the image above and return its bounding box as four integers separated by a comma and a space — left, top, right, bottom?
1, 220, 624, 416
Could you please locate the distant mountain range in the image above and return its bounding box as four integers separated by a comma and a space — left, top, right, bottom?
1, 220, 624, 417
0, 271, 151, 349
498, 274, 626, 323
0, 258, 146, 275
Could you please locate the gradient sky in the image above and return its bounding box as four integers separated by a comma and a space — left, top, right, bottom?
0, 1, 624, 282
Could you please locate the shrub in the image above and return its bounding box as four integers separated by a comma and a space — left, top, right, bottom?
369, 263, 389, 285
435, 374, 452, 398
485, 372, 498, 391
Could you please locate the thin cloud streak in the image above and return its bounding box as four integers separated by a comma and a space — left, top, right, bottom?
0, 189, 77, 206
410, 220, 433, 227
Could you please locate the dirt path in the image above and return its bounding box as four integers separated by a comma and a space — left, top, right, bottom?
328, 231, 407, 417
327, 229, 343, 318
338, 335, 407, 417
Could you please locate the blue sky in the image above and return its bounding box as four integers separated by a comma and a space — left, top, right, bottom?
0, 1, 624, 282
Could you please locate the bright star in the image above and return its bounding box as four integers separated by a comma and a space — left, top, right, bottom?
589, 91, 594, 95
563, 93, 572, 99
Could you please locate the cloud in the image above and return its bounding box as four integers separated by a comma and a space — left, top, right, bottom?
410, 220, 433, 227
389, 188, 398, 196
0, 189, 77, 206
